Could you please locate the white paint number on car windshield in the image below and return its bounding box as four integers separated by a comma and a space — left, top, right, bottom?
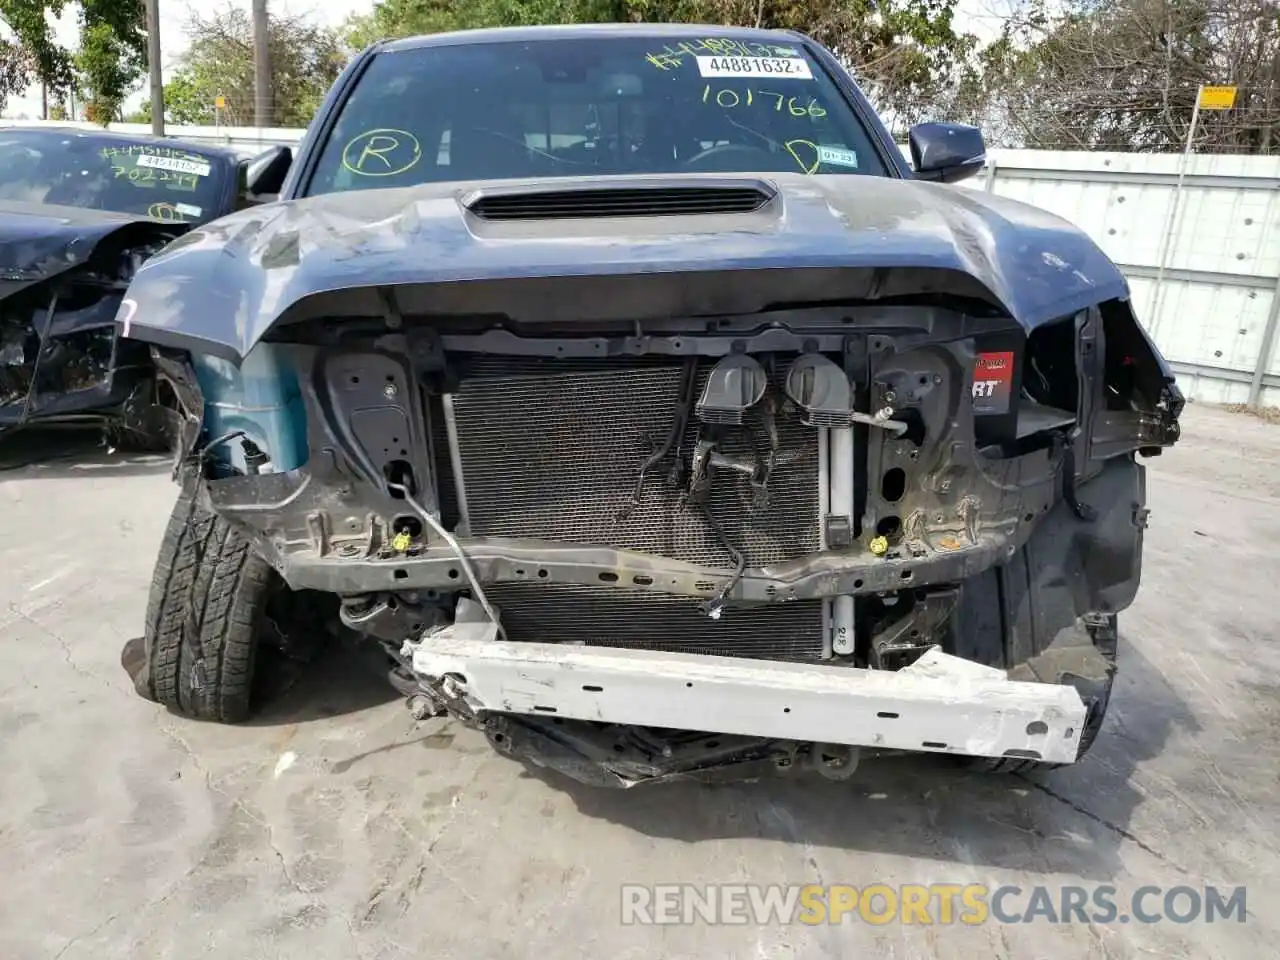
696, 56, 814, 80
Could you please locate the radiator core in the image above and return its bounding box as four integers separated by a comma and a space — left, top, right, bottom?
445, 358, 826, 662
485, 583, 826, 662
447, 360, 821, 568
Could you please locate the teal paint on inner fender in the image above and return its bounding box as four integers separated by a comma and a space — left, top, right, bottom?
192, 344, 308, 472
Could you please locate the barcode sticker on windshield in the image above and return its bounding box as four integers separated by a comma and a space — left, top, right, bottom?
175, 203, 203, 218
136, 154, 212, 177
696, 56, 813, 79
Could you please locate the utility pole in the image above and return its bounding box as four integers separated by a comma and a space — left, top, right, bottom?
146, 0, 164, 135
253, 0, 272, 129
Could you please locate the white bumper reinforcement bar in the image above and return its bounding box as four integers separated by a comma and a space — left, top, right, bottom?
411, 631, 1087, 764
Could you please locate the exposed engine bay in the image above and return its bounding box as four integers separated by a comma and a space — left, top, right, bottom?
150, 292, 1180, 785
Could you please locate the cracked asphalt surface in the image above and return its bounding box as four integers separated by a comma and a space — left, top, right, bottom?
1, 404, 1276, 959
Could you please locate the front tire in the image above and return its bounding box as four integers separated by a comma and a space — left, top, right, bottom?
978, 616, 1117, 774
132, 483, 274, 722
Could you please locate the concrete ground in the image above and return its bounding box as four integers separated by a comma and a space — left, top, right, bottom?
0, 404, 1276, 960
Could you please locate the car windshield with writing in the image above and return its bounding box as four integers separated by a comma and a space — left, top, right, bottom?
306, 35, 889, 194
0, 130, 226, 224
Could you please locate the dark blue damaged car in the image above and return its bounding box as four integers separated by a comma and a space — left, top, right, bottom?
0, 127, 259, 446
117, 24, 1182, 786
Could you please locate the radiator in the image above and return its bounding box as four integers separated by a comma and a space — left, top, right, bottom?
485, 584, 826, 662
447, 359, 821, 569
445, 358, 826, 662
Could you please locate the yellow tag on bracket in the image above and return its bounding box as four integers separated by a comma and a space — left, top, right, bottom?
1198, 86, 1237, 110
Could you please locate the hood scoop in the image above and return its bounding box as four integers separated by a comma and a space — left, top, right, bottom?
463, 178, 776, 221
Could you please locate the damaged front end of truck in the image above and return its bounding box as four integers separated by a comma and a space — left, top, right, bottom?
121, 176, 1182, 786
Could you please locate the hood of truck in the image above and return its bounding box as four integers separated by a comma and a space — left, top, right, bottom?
0, 200, 184, 300
117, 172, 1130, 362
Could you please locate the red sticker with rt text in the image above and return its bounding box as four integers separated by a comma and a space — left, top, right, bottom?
973, 351, 1015, 414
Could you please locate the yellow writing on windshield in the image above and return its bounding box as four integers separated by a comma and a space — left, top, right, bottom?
785, 139, 821, 175
147, 202, 184, 221
341, 128, 422, 177
702, 84, 826, 118
646, 37, 799, 70
110, 164, 200, 190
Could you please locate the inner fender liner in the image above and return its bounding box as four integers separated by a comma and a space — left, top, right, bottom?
949, 454, 1145, 668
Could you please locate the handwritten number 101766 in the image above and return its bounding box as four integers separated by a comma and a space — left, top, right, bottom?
702, 85, 827, 118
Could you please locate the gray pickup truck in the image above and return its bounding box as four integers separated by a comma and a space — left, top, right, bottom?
118, 24, 1181, 787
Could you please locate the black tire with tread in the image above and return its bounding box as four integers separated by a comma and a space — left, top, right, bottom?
978, 676, 1112, 774
138, 482, 273, 722
977, 617, 1117, 775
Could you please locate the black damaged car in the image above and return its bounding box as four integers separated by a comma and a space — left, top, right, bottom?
0, 127, 275, 446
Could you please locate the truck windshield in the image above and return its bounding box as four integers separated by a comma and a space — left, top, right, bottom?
0, 130, 225, 224
305, 34, 890, 195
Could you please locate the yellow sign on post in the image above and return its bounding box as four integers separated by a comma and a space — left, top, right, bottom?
214, 95, 226, 109
1198, 86, 1238, 110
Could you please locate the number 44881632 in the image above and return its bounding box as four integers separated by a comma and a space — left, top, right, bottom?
702, 85, 827, 118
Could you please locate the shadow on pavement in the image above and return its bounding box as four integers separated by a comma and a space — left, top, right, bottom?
0, 426, 171, 480
247, 639, 402, 726
112, 539, 1197, 882
510, 638, 1194, 881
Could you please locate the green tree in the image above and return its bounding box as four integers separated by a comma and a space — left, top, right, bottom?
975, 0, 1280, 153
126, 71, 218, 125
341, 0, 982, 124
343, 0, 623, 48
162, 7, 345, 126
77, 0, 147, 123
0, 37, 34, 114
0, 0, 75, 108
1, 0, 146, 122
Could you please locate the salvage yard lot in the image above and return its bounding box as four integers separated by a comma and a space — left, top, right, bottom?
1, 404, 1276, 960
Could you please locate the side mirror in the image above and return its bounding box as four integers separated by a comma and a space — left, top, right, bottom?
908, 122, 986, 184
243, 145, 293, 201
